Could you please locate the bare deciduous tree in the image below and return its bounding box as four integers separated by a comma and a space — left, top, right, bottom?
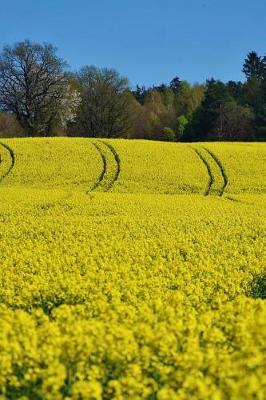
0, 40, 79, 136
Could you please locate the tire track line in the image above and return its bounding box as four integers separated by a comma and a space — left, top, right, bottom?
89, 140, 120, 192
90, 141, 108, 192
191, 147, 214, 196
101, 140, 121, 191
203, 147, 228, 196
0, 141, 15, 183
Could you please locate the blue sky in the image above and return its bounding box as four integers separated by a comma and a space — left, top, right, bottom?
0, 0, 265, 88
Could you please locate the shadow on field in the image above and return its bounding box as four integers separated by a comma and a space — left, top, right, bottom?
248, 273, 266, 299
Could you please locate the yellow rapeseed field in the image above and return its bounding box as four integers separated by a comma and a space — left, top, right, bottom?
0, 138, 265, 400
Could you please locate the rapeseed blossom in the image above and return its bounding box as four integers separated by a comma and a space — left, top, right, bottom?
0, 138, 265, 399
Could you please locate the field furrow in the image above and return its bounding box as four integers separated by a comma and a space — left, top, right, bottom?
102, 140, 121, 190
192, 145, 225, 196
90, 141, 108, 191
191, 147, 214, 195
206, 142, 266, 194
203, 146, 228, 196
90, 140, 120, 192
0, 141, 15, 183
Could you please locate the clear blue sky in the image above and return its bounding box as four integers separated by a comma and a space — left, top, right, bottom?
1, 0, 265, 88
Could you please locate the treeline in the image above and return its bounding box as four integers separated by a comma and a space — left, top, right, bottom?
0, 40, 265, 141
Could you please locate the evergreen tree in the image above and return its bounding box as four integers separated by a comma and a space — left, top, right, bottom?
170, 76, 181, 93
189, 79, 233, 140
242, 51, 264, 81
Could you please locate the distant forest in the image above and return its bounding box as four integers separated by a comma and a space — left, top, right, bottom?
0, 40, 265, 141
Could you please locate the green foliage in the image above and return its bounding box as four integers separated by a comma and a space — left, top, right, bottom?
0, 40, 265, 142
162, 127, 176, 141
174, 81, 205, 120
242, 51, 265, 81
176, 115, 188, 139
72, 66, 131, 138
211, 103, 255, 141
189, 80, 256, 141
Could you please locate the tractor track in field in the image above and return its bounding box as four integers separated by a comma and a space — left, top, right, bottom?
192, 145, 228, 197
90, 141, 108, 191
0, 142, 15, 184
101, 140, 121, 190
192, 147, 214, 196
90, 140, 120, 192
203, 147, 228, 196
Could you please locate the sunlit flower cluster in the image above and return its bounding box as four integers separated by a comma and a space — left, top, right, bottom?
0, 138, 265, 399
